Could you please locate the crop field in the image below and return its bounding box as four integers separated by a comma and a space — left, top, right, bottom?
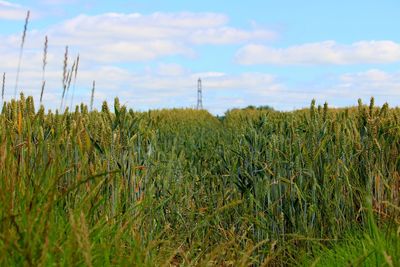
0, 95, 399, 266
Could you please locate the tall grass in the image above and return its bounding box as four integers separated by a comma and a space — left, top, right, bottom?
40, 35, 48, 104
69, 54, 80, 109
303, 199, 400, 266
1, 72, 4, 101
90, 80, 95, 111
60, 45, 68, 110
14, 10, 30, 98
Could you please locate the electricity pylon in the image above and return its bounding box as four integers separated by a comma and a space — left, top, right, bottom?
197, 78, 203, 110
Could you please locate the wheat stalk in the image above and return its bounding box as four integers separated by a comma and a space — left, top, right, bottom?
63, 60, 76, 110
60, 45, 69, 110
69, 54, 79, 109
1, 72, 5, 101
40, 36, 48, 104
14, 10, 30, 99
90, 80, 95, 112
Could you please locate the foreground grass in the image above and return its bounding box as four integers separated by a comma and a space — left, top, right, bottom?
303, 216, 400, 266
0, 95, 399, 266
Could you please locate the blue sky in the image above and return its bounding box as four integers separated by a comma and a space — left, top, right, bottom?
0, 0, 399, 114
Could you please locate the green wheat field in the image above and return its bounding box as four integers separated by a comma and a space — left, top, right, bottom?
0, 95, 399, 266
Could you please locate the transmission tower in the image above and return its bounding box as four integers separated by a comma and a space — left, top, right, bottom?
197, 78, 203, 110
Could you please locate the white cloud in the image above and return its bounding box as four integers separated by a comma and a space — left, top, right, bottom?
190, 27, 276, 45
0, 0, 28, 20
39, 0, 78, 4
1, 12, 275, 63
340, 69, 392, 82
236, 41, 400, 65
0, 0, 22, 8
157, 63, 187, 76
84, 41, 193, 62
338, 69, 400, 95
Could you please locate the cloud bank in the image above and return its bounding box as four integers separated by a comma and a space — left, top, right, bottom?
236, 41, 400, 65
8, 12, 276, 62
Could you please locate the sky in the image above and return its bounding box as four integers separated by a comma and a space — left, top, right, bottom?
0, 0, 399, 114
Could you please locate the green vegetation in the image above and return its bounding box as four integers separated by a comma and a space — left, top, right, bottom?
0, 95, 399, 266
